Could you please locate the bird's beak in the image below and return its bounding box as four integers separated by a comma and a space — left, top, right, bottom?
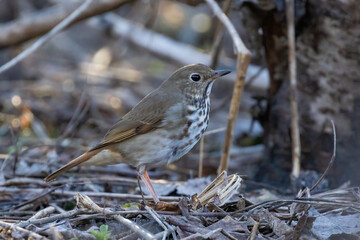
214, 69, 231, 77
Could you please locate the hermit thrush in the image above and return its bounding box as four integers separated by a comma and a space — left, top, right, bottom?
45, 64, 230, 203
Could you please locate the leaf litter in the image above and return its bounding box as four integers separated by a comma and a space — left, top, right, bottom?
1, 148, 360, 240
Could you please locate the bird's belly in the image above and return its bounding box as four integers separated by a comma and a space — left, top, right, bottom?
82, 149, 123, 166
116, 129, 178, 167
115, 111, 209, 168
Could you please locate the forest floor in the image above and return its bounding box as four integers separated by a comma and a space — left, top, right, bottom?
1, 143, 359, 239
0, 5, 359, 238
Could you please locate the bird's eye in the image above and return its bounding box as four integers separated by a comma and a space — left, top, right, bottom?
190, 73, 201, 82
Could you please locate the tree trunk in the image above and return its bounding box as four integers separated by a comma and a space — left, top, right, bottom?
253, 0, 360, 187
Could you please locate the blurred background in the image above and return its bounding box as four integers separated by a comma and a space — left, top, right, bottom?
0, 0, 359, 191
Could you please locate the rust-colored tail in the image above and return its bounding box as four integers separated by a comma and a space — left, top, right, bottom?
44, 150, 100, 182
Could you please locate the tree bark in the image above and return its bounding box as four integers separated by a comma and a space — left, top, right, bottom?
252, 0, 360, 187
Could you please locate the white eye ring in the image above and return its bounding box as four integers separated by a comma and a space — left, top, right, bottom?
190, 73, 201, 82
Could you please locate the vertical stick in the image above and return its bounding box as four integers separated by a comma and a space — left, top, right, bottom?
199, 0, 232, 178
198, 137, 204, 178
205, 0, 251, 175
206, 0, 250, 174
286, 0, 301, 178
218, 54, 250, 173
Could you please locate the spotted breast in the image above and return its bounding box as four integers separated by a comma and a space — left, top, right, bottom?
167, 82, 213, 164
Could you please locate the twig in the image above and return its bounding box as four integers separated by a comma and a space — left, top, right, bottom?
145, 206, 176, 240
143, 0, 160, 29
28, 206, 55, 221
71, 209, 230, 219
1, 177, 49, 187
16, 209, 84, 228
285, 206, 310, 240
50, 176, 138, 186
0, 211, 36, 216
248, 221, 259, 240
310, 120, 336, 192
67, 221, 77, 240
0, 149, 12, 181
0, 220, 48, 240
49, 203, 66, 214
0, 0, 94, 74
204, 0, 251, 174
69, 210, 179, 223
244, 180, 288, 195
221, 229, 238, 240
198, 0, 232, 179
204, 127, 226, 136
9, 126, 19, 177
58, 90, 89, 141
286, 0, 301, 178
198, 137, 204, 178
76, 193, 155, 240
288, 187, 310, 225
0, 187, 181, 201
181, 228, 223, 240
52, 189, 181, 202
295, 197, 357, 205
11, 187, 57, 210
244, 66, 265, 89
205, 0, 247, 53
0, 154, 10, 159
233, 198, 360, 216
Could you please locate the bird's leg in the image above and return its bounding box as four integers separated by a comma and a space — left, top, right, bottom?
137, 175, 147, 205
137, 167, 160, 204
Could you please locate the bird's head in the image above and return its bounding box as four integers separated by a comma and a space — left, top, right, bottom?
161, 63, 231, 98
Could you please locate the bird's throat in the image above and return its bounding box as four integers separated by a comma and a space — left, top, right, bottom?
185, 81, 214, 108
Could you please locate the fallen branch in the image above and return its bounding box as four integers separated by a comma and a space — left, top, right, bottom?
0, 177, 49, 187
204, 0, 251, 174
28, 206, 55, 221
17, 209, 83, 228
0, 0, 94, 74
0, 220, 48, 240
0, 0, 132, 49
53, 189, 181, 202
76, 193, 156, 240
0, 187, 181, 202
99, 14, 267, 92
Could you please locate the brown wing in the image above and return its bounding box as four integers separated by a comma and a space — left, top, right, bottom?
45, 116, 162, 182
90, 118, 162, 151
45, 88, 182, 182
89, 89, 180, 151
